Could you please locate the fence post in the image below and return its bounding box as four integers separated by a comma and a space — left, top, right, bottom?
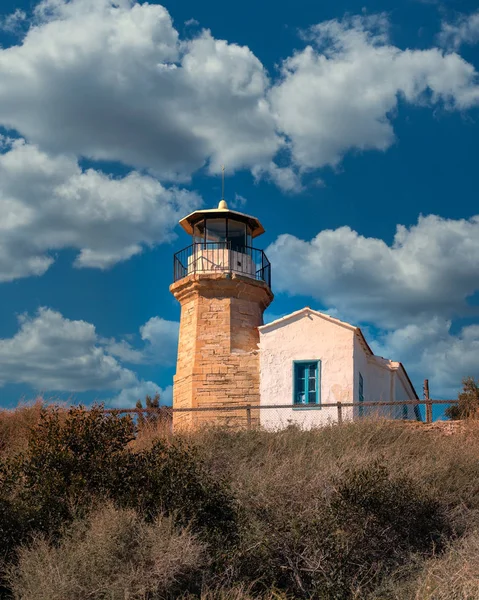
424, 379, 432, 424
246, 404, 252, 430
337, 401, 343, 425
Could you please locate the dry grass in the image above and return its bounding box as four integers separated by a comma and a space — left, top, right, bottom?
133, 417, 173, 452
7, 504, 204, 600
5, 407, 479, 598
0, 399, 47, 458
182, 418, 479, 528
182, 587, 290, 599
0, 401, 173, 458
412, 530, 479, 600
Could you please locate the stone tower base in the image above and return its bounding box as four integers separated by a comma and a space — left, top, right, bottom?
170, 272, 273, 430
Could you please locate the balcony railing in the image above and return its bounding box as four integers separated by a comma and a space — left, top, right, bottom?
173, 242, 271, 288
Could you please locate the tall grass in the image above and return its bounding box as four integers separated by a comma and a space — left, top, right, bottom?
2, 405, 479, 598
0, 400, 46, 458
6, 504, 203, 600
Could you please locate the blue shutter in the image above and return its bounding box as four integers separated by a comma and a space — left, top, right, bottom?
293, 361, 321, 405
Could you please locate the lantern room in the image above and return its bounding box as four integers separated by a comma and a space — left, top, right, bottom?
173, 200, 271, 287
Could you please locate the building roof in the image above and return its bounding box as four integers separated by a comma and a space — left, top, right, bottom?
259, 307, 419, 399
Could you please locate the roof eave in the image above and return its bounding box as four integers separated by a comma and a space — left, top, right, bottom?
178, 208, 265, 238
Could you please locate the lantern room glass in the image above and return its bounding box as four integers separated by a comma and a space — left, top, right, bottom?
205, 219, 227, 245
192, 217, 252, 252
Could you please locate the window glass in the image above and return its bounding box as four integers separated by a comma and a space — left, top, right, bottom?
228, 219, 246, 252
358, 373, 364, 417
205, 219, 227, 244
294, 362, 320, 405
193, 220, 205, 245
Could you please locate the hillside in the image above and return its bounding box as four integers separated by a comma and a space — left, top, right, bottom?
1, 403, 479, 599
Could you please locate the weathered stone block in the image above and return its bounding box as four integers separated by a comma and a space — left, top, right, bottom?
170, 272, 273, 430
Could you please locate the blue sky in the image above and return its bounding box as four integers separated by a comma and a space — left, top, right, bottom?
0, 0, 478, 415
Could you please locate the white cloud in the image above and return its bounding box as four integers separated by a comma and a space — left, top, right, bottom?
139, 317, 179, 366
0, 307, 170, 406
270, 14, 479, 171
101, 316, 179, 367
439, 11, 479, 50
0, 4, 477, 192
0, 138, 200, 281
230, 193, 247, 209
101, 339, 145, 364
267, 214, 479, 330
0, 308, 138, 391
252, 162, 304, 193
0, 0, 282, 180
372, 318, 479, 399
110, 382, 172, 408
0, 9, 26, 33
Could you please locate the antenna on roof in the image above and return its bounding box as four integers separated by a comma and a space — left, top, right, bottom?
218, 165, 228, 210
221, 165, 225, 200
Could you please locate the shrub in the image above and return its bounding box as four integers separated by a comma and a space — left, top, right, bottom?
112, 438, 238, 543
0, 405, 238, 584
410, 529, 479, 600
7, 505, 203, 600
229, 460, 451, 599
0, 400, 46, 459
445, 376, 479, 420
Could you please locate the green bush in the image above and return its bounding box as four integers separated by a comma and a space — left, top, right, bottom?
0, 405, 238, 597
7, 504, 203, 600
230, 461, 450, 599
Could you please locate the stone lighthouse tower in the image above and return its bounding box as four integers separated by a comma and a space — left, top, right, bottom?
170, 198, 273, 429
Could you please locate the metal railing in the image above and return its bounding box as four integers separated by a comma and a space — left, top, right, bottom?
173, 242, 271, 287
104, 399, 460, 429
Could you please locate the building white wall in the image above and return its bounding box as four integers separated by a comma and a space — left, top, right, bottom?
353, 336, 418, 420
395, 370, 418, 420
259, 311, 355, 430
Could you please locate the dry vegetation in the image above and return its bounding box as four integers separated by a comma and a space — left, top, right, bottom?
1, 403, 479, 599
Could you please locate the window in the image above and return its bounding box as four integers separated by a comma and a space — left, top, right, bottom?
205, 219, 227, 245
228, 219, 247, 252
358, 373, 364, 417
293, 361, 320, 405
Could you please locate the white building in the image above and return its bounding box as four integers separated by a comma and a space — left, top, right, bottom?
259, 307, 420, 430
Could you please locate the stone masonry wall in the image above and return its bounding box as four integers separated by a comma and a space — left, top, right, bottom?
170, 272, 273, 430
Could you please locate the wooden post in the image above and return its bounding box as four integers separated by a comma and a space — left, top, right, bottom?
424, 379, 432, 424
246, 404, 252, 430
337, 401, 343, 425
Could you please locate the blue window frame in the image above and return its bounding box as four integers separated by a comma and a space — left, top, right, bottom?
293, 361, 321, 406
358, 372, 364, 417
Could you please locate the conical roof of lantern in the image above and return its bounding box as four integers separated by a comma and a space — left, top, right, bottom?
179, 199, 265, 239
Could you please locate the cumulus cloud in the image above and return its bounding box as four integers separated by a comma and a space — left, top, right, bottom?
439, 11, 479, 50
0, 9, 27, 33
0, 138, 200, 281
101, 317, 179, 367
140, 317, 179, 366
110, 381, 172, 408
0, 4, 477, 191
0, 308, 138, 391
0, 0, 282, 180
0, 307, 173, 406
267, 214, 479, 330
372, 318, 479, 399
270, 14, 479, 171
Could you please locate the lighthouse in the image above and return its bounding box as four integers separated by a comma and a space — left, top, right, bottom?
170, 197, 273, 429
